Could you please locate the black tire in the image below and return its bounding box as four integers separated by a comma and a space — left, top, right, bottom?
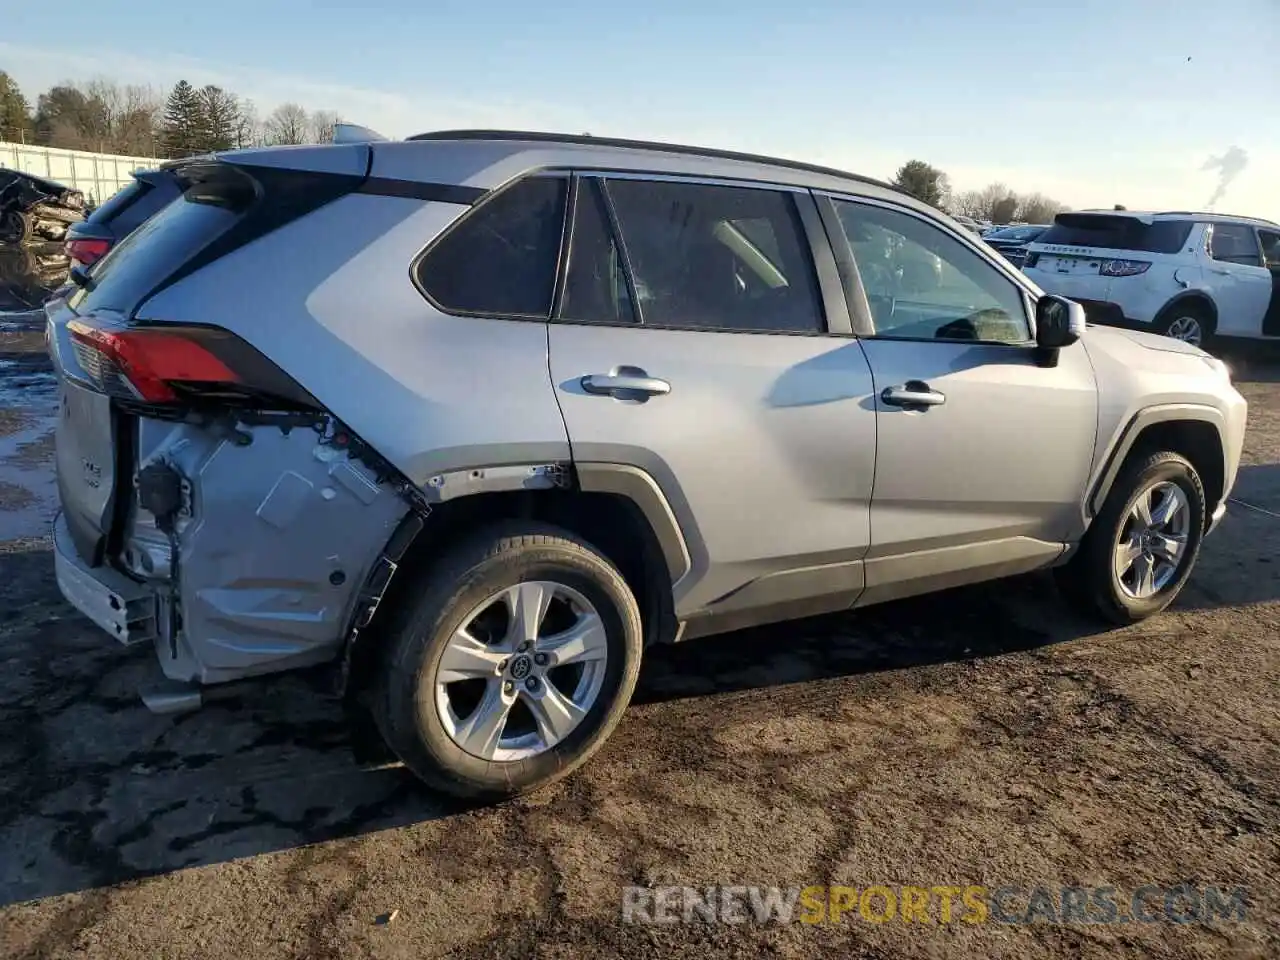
0, 210, 31, 245
1154, 302, 1215, 351
376, 521, 643, 799
1055, 451, 1206, 624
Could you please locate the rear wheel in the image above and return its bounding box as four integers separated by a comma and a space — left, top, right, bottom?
376, 522, 643, 799
1055, 451, 1206, 624
1155, 303, 1214, 349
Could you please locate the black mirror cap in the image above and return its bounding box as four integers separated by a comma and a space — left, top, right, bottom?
1036, 295, 1086, 349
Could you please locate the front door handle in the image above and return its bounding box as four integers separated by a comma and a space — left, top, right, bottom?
881, 380, 946, 410
580, 366, 671, 401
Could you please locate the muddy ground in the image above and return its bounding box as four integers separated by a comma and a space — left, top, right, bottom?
0, 283, 1276, 958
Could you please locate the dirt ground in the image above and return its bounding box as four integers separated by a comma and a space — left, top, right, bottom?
0, 299, 1276, 959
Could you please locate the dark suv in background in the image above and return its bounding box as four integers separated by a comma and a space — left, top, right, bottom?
63, 169, 182, 269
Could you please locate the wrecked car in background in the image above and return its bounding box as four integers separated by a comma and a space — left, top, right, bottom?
0, 169, 87, 244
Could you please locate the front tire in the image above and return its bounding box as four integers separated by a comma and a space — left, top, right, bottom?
1056, 452, 1206, 624
376, 522, 643, 799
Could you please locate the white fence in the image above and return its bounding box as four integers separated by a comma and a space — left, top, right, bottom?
0, 142, 164, 207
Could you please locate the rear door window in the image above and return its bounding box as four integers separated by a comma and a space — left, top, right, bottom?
1038, 214, 1193, 254
416, 176, 568, 318
599, 178, 824, 333
1208, 223, 1263, 267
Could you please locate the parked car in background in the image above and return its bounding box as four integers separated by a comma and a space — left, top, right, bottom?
1023, 210, 1280, 348
47, 131, 1246, 800
63, 169, 182, 269
951, 214, 984, 236
0, 170, 86, 244
983, 223, 1048, 267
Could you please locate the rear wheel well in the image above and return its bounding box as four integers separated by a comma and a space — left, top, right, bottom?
1155, 294, 1217, 332
1123, 420, 1225, 517
346, 488, 678, 698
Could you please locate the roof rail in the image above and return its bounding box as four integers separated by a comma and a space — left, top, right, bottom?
405, 129, 897, 192
1154, 210, 1279, 226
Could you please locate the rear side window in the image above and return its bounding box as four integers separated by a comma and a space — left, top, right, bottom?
1208, 223, 1263, 267
602, 178, 823, 333
416, 176, 568, 318
1038, 214, 1193, 254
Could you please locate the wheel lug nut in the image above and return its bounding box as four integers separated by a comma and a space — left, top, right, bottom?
534, 653, 548, 666
503, 681, 514, 694
498, 659, 508, 672
517, 641, 531, 653
525, 676, 539, 691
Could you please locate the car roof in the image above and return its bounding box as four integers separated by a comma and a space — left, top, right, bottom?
1066, 208, 1278, 228
374, 129, 926, 212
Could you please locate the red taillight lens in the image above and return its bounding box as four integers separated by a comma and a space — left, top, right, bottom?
65, 238, 112, 266
65, 320, 317, 410
69, 321, 238, 403
1099, 259, 1151, 278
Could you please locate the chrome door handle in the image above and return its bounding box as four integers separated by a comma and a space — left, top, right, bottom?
580, 367, 671, 400
881, 380, 946, 409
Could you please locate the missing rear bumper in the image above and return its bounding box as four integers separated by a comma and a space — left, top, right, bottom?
53, 512, 158, 645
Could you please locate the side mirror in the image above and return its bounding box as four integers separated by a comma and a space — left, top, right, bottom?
1034, 295, 1085, 367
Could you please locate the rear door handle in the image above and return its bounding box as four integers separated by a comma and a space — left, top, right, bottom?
580, 366, 671, 400
881, 380, 946, 409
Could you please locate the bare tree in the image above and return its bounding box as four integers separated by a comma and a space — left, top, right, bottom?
951, 182, 1019, 222
264, 102, 309, 145
308, 109, 340, 144
1017, 192, 1068, 224
235, 99, 263, 148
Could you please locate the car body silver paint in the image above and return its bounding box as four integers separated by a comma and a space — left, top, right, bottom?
136, 194, 572, 487
548, 323, 877, 618
1078, 323, 1246, 515
125, 419, 410, 684
859, 335, 1098, 557
48, 135, 1251, 690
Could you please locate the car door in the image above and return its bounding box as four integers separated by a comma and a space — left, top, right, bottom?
1257, 228, 1280, 337
819, 195, 1098, 605
548, 175, 877, 633
1204, 222, 1274, 337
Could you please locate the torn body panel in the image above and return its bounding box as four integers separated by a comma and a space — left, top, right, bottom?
120, 415, 411, 684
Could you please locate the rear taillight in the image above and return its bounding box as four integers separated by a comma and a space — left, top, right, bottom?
65, 237, 111, 266
66, 320, 318, 410
1099, 259, 1151, 277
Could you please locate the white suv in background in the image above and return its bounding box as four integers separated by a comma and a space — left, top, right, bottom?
1023, 211, 1280, 348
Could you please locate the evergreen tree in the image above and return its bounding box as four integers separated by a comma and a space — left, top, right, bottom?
0, 71, 32, 141
199, 85, 241, 152
162, 80, 204, 157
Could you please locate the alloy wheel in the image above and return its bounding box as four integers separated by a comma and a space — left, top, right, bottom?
434, 580, 609, 761
1114, 481, 1192, 600
1164, 315, 1203, 345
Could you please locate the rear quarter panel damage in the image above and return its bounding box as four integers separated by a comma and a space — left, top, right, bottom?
128, 417, 410, 684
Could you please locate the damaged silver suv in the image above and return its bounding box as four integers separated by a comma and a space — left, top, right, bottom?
48, 130, 1248, 798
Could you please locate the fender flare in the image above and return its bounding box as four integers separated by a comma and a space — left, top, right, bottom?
1154, 290, 1217, 327
1087, 403, 1228, 516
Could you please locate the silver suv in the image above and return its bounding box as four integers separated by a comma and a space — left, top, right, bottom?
47, 131, 1248, 798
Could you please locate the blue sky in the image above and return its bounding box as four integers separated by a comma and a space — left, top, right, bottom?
2, 0, 1277, 218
